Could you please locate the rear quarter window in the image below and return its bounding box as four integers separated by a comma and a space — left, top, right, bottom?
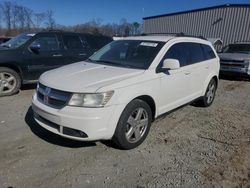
187, 43, 205, 64
201, 44, 216, 60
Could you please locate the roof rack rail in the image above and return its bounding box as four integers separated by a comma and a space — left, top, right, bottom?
141, 32, 207, 40
47, 29, 64, 32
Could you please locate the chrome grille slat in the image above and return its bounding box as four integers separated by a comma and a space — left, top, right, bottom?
37, 83, 71, 109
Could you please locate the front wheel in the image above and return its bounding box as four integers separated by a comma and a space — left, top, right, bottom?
0, 67, 21, 97
113, 99, 152, 150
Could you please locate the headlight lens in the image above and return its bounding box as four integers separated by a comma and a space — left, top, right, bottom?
68, 91, 114, 107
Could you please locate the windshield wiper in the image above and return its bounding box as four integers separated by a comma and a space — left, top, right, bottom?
94, 60, 120, 66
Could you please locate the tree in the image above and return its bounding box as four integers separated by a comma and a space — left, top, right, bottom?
1, 1, 12, 33
34, 12, 46, 28
45, 10, 55, 29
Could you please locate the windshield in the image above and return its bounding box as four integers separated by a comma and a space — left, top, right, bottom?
88, 40, 165, 69
1, 33, 35, 49
222, 44, 250, 54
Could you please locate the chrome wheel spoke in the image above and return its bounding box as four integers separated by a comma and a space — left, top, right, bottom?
126, 127, 135, 139
0, 84, 4, 92
134, 128, 141, 141
127, 116, 137, 127
135, 108, 143, 120
6, 76, 15, 82
138, 118, 148, 128
0, 73, 4, 80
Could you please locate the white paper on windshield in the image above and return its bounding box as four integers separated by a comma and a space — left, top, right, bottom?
140, 42, 158, 47
26, 33, 36, 37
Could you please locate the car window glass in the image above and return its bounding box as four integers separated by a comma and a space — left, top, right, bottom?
89, 40, 165, 69
84, 35, 98, 49
31, 35, 59, 51
187, 43, 205, 64
62, 35, 83, 50
202, 44, 216, 60
163, 43, 189, 67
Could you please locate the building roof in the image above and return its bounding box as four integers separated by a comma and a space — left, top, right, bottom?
143, 4, 250, 20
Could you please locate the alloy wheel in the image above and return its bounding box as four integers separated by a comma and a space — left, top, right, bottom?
125, 107, 149, 143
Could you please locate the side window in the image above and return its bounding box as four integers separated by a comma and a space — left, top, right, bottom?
31, 35, 59, 51
62, 35, 84, 50
187, 43, 205, 64
84, 35, 98, 49
163, 43, 189, 67
201, 44, 216, 60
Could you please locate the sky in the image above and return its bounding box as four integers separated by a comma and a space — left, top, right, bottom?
2, 0, 250, 26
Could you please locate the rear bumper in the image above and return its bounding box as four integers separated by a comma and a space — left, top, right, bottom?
32, 93, 125, 141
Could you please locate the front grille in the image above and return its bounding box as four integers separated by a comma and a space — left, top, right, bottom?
220, 61, 246, 68
37, 83, 72, 109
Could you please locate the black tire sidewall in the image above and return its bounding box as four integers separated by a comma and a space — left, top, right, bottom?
113, 99, 152, 150
0, 67, 21, 96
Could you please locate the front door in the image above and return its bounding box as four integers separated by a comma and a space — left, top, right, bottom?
157, 42, 194, 114
22, 33, 64, 81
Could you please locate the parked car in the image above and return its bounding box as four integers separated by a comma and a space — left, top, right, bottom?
219, 42, 250, 77
32, 35, 220, 149
0, 37, 12, 45
0, 31, 112, 96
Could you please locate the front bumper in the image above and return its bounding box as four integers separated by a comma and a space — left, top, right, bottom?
32, 93, 125, 141
220, 65, 250, 77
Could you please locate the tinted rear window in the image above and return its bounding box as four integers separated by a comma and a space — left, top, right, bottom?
188, 43, 205, 64
62, 35, 83, 50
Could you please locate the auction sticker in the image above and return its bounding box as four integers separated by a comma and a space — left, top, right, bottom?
140, 42, 158, 47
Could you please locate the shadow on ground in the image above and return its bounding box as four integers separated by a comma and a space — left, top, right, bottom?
25, 106, 97, 148
21, 83, 37, 90
219, 74, 249, 81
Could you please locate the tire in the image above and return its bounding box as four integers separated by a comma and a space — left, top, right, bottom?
0, 67, 21, 97
198, 78, 217, 107
113, 99, 152, 150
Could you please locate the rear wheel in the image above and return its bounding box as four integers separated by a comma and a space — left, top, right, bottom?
199, 78, 217, 107
113, 99, 152, 150
0, 67, 21, 97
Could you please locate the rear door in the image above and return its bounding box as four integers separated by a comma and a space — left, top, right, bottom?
61, 33, 88, 64
184, 42, 208, 97
23, 33, 64, 81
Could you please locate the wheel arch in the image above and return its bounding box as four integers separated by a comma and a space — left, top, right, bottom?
0, 64, 23, 81
134, 95, 156, 121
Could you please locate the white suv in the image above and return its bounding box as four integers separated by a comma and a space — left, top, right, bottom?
32, 35, 220, 149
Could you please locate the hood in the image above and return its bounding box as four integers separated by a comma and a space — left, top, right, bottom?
219, 53, 250, 62
39, 61, 144, 93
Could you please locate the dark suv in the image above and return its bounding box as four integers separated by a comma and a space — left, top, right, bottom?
0, 31, 112, 96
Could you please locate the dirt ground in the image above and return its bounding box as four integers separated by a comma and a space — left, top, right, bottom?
0, 78, 249, 188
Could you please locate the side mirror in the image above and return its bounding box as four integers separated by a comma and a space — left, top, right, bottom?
29, 43, 41, 53
162, 59, 180, 70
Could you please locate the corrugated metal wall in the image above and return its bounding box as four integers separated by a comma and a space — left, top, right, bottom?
143, 6, 250, 48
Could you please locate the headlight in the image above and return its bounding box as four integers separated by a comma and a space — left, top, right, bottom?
68, 91, 114, 107
245, 61, 250, 75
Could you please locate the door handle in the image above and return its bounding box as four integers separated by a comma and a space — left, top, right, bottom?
184, 72, 191, 75
79, 53, 87, 56
53, 54, 62, 57
205, 66, 209, 69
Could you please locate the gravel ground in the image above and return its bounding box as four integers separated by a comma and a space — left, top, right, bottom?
0, 78, 249, 188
